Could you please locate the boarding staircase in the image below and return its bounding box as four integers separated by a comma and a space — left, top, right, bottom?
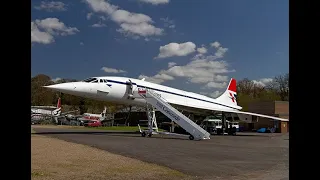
138, 89, 210, 140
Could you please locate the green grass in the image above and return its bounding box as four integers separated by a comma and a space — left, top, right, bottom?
31, 128, 36, 134
86, 126, 165, 132
31, 172, 45, 177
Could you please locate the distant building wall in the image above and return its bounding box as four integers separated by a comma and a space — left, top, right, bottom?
248, 101, 275, 115
247, 101, 289, 133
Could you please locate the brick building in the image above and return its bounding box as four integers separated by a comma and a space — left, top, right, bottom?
243, 101, 289, 133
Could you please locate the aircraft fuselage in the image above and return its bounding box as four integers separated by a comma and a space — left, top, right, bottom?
45, 77, 240, 113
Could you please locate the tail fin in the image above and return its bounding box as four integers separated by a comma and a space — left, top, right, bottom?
56, 97, 61, 108
101, 106, 107, 118
215, 78, 239, 108
52, 97, 62, 116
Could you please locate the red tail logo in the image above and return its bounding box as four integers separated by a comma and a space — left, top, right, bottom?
229, 92, 235, 102
57, 97, 61, 108
228, 78, 237, 92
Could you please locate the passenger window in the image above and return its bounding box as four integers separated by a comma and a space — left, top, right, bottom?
100, 79, 103, 83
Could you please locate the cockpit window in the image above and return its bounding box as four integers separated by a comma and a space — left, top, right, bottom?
83, 78, 98, 83
83, 78, 107, 83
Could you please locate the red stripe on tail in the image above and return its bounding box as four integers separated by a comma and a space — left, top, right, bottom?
228, 78, 237, 92
57, 97, 61, 108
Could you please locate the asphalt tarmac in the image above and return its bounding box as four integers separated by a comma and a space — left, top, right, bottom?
33, 126, 289, 180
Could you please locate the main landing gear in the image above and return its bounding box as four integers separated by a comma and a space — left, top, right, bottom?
141, 131, 152, 137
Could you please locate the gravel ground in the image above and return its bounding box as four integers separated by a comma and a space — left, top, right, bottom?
33, 126, 289, 180
31, 134, 194, 180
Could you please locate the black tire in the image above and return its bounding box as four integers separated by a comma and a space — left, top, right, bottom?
189, 135, 194, 140
141, 132, 146, 137
232, 127, 237, 136
148, 133, 152, 137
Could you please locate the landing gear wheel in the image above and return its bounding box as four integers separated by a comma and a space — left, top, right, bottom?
148, 133, 152, 137
232, 132, 237, 136
189, 135, 194, 140
141, 132, 146, 137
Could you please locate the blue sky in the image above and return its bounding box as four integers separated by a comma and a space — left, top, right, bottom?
31, 0, 288, 97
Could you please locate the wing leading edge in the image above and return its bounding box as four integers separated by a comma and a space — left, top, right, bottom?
217, 108, 289, 122
169, 102, 288, 122
164, 77, 289, 122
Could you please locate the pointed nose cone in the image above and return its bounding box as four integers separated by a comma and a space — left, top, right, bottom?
43, 83, 75, 92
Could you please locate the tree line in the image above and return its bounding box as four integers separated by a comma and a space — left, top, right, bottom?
236, 73, 289, 110
31, 74, 124, 114
31, 73, 289, 113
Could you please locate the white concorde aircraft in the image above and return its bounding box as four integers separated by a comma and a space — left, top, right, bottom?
44, 76, 289, 122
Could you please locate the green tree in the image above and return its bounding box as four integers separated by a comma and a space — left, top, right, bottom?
31, 74, 55, 106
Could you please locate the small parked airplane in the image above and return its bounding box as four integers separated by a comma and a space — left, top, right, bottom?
31, 97, 78, 122
43, 76, 288, 123
31, 98, 62, 117
82, 106, 107, 120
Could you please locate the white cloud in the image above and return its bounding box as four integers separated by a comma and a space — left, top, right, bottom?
84, 0, 118, 14
139, 0, 170, 5
31, 22, 54, 44
252, 78, 273, 87
162, 55, 233, 85
101, 67, 126, 73
140, 55, 233, 87
155, 42, 196, 59
87, 13, 93, 20
31, 18, 79, 45
140, 41, 234, 94
205, 81, 228, 89
51, 77, 62, 82
92, 22, 107, 27
117, 22, 163, 37
100, 16, 107, 21
138, 74, 173, 84
168, 62, 177, 68
80, 42, 84, 45
210, 41, 228, 58
210, 41, 221, 48
200, 91, 223, 98
140, 54, 234, 86
197, 47, 207, 54
160, 17, 175, 29
35, 18, 79, 36
84, 0, 164, 38
34, 1, 67, 12
215, 47, 228, 58
111, 10, 152, 24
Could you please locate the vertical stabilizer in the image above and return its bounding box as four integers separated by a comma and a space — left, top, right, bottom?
215, 78, 239, 109
52, 97, 62, 116
56, 97, 61, 108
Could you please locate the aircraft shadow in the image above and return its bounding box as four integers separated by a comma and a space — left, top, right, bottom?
230, 134, 272, 137
34, 131, 191, 141
106, 133, 191, 141
34, 131, 140, 135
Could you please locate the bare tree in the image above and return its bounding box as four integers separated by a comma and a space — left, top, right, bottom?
267, 73, 289, 101
237, 78, 254, 95
252, 83, 265, 98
